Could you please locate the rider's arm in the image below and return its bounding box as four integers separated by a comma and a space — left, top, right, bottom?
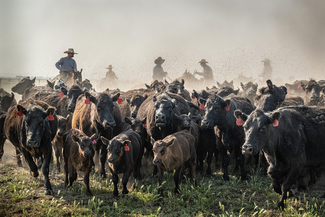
73, 59, 77, 72
55, 58, 63, 71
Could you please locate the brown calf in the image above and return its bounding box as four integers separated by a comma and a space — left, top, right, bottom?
152, 130, 197, 194
63, 128, 96, 196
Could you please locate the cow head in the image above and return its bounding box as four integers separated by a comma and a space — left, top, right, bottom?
125, 117, 146, 135
73, 69, 82, 83
129, 94, 147, 118
56, 114, 70, 137
85, 91, 119, 129
240, 82, 258, 102
67, 85, 83, 112
234, 109, 280, 156
152, 137, 175, 165
254, 80, 287, 112
71, 129, 95, 158
175, 114, 191, 130
18, 104, 56, 148
101, 136, 131, 163
217, 80, 234, 89
0, 92, 15, 112
11, 77, 36, 95
46, 80, 55, 89
153, 95, 176, 128
301, 79, 322, 106
201, 95, 230, 129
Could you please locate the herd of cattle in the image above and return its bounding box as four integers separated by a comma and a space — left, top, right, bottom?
1, 73, 325, 209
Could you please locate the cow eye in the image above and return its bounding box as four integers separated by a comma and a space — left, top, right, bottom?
116, 149, 120, 154
160, 149, 165, 155
259, 126, 266, 132
80, 143, 85, 148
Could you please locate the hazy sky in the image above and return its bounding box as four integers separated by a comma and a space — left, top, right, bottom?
1, 0, 324, 84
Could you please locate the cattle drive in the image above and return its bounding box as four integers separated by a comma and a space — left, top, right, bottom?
2, 52, 325, 216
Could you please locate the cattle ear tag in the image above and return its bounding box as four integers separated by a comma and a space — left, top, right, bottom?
124, 143, 130, 151
48, 112, 55, 121
225, 105, 230, 111
236, 115, 244, 126
298, 85, 302, 90
45, 84, 49, 88
16, 108, 23, 117
143, 121, 146, 126
92, 140, 97, 144
199, 103, 205, 110
118, 97, 123, 104
85, 96, 90, 104
273, 119, 279, 127
59, 92, 64, 98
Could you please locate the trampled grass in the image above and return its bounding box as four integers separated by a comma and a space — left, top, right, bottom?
0, 156, 325, 216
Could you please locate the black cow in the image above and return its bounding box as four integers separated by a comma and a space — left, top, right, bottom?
4, 101, 56, 195
236, 106, 325, 209
0, 92, 16, 112
254, 80, 287, 112
240, 82, 258, 104
128, 94, 148, 118
301, 79, 324, 106
67, 85, 84, 113
201, 95, 254, 180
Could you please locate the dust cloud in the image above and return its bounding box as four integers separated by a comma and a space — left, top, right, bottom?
0, 0, 324, 90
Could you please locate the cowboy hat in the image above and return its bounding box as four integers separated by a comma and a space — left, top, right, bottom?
106, 65, 113, 69
154, 57, 165, 64
64, 48, 78, 54
261, 58, 270, 63
199, 59, 208, 63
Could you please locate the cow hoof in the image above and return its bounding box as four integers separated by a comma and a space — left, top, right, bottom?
122, 189, 129, 195
31, 171, 39, 177
45, 189, 53, 195
277, 201, 285, 210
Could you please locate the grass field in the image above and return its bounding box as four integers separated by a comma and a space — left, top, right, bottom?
1, 142, 325, 217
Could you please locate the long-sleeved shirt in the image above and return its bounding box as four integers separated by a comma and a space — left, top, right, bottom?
55, 57, 77, 72
152, 64, 166, 80
197, 65, 213, 80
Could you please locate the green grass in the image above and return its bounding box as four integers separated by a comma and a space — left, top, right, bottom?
0, 158, 325, 216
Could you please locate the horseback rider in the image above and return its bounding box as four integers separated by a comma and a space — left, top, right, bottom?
106, 65, 118, 81
261, 58, 273, 82
194, 59, 214, 80
152, 57, 168, 81
55, 48, 77, 80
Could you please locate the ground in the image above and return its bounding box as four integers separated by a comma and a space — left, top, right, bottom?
0, 141, 325, 217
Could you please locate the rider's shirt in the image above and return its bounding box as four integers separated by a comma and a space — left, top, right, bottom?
55, 57, 77, 72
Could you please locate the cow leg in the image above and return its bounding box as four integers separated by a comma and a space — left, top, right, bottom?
42, 144, 53, 195
16, 148, 23, 167
68, 162, 75, 187
272, 178, 282, 194
99, 144, 107, 178
112, 173, 119, 197
220, 146, 230, 181
277, 165, 302, 209
54, 145, 61, 172
83, 168, 92, 196
122, 168, 133, 195
0, 137, 5, 160
253, 153, 259, 168
21, 149, 38, 177
190, 158, 197, 186
196, 150, 206, 173
174, 165, 184, 194
236, 146, 248, 181
153, 165, 158, 177
157, 166, 164, 194
206, 150, 213, 175
64, 160, 69, 187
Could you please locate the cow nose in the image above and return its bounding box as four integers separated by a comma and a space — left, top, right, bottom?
242, 144, 253, 155
57, 131, 63, 137
184, 122, 189, 127
201, 119, 209, 127
156, 114, 165, 122
84, 151, 91, 157
28, 140, 39, 147
108, 158, 115, 163
131, 112, 137, 118
68, 105, 75, 112
153, 158, 161, 165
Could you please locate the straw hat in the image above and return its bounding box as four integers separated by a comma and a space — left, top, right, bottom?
64, 48, 78, 54
199, 59, 208, 63
154, 57, 165, 64
106, 65, 113, 69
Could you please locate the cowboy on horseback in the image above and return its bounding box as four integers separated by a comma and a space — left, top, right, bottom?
55, 48, 78, 81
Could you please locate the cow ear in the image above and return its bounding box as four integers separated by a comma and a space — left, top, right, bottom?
216, 81, 221, 87
61, 87, 68, 95
123, 140, 131, 147
10, 92, 15, 100
240, 82, 244, 89
223, 99, 231, 109
150, 137, 156, 145
31, 77, 36, 84
280, 86, 287, 95
125, 117, 132, 125
85, 91, 97, 104
145, 84, 150, 89
171, 99, 176, 108
164, 80, 169, 85
153, 95, 157, 103
16, 105, 27, 115
47, 80, 55, 89
165, 138, 175, 147
181, 79, 185, 85
90, 133, 97, 141
141, 117, 147, 125
101, 136, 110, 145
206, 86, 210, 90
234, 89, 239, 95
44, 107, 56, 120
230, 81, 233, 85
300, 83, 306, 91
125, 98, 130, 104
193, 90, 199, 99
66, 114, 70, 123
266, 80, 273, 89
112, 93, 120, 102
72, 134, 80, 144
268, 111, 281, 127
143, 94, 148, 100
234, 109, 248, 121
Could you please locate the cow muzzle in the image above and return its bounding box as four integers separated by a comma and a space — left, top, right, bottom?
108, 157, 115, 163
242, 144, 253, 155
28, 140, 39, 148
153, 158, 162, 165
103, 120, 116, 129
83, 151, 92, 158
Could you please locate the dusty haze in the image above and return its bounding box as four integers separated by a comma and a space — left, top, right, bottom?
1, 0, 324, 89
